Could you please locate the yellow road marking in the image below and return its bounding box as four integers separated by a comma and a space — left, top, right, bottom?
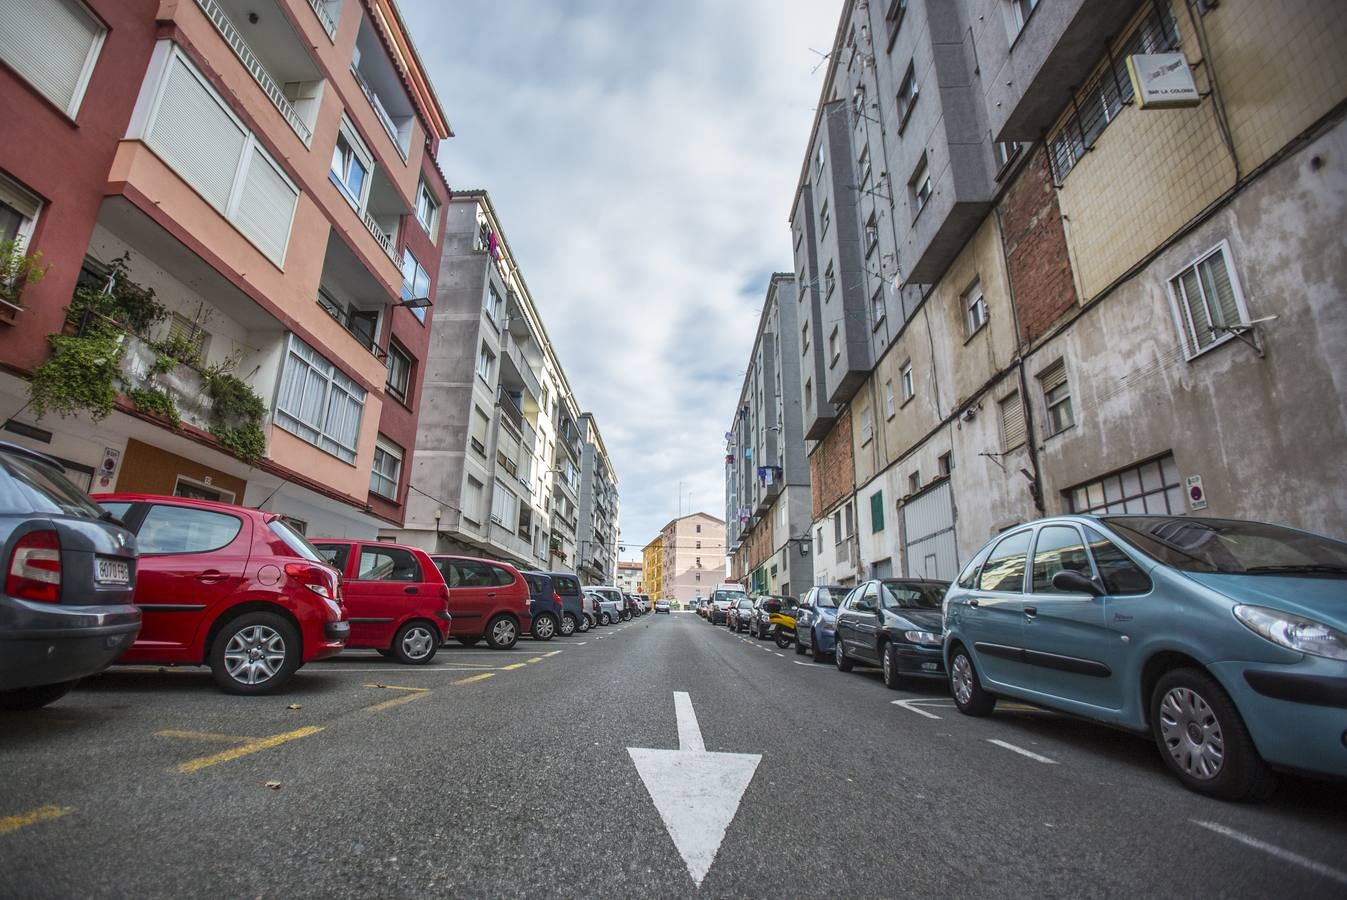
451, 673, 495, 685
156, 730, 256, 744
527, 657, 544, 663
361, 683, 430, 693
176, 726, 323, 774
364, 691, 432, 712
500, 663, 527, 671
0, 805, 72, 835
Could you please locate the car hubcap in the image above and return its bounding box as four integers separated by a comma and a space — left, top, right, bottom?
224, 625, 285, 685
537, 617, 555, 638
884, 651, 891, 682
560, 616, 574, 636
493, 620, 516, 645
836, 645, 844, 668
1159, 686, 1225, 780
402, 626, 434, 660
952, 655, 974, 706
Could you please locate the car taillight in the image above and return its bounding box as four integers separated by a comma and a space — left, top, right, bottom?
7, 530, 61, 603
285, 562, 335, 600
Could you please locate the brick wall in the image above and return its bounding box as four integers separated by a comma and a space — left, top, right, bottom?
810, 412, 854, 520
1000, 145, 1078, 345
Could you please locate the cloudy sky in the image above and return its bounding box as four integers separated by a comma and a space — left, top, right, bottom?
400, 0, 839, 559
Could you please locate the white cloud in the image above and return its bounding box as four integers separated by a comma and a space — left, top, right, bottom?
400, 0, 837, 558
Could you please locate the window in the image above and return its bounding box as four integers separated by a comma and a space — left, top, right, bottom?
896, 63, 918, 129
415, 180, 439, 236
1168, 242, 1250, 359
999, 391, 1025, 451
464, 475, 484, 523
864, 214, 879, 256
695, 557, 702, 568
833, 510, 843, 545
138, 505, 241, 555
978, 530, 1031, 592
815, 527, 823, 555
0, 0, 105, 117
330, 120, 372, 210
400, 250, 430, 322
964, 280, 988, 335
820, 200, 831, 237
870, 285, 885, 327
356, 546, 420, 582
1007, 0, 1039, 33
485, 283, 503, 324
815, 144, 824, 179
1083, 526, 1152, 594
696, 540, 701, 549
491, 479, 517, 529
908, 471, 921, 494
696, 524, 702, 533
0, 174, 42, 248
275, 334, 366, 463
843, 502, 855, 538
993, 140, 1023, 174
884, 380, 895, 418
824, 262, 835, 299
166, 311, 209, 361
1067, 454, 1183, 516
956, 542, 993, 589
828, 329, 840, 365
369, 436, 403, 499
804, 378, 813, 410
470, 406, 489, 457
900, 361, 914, 402
860, 407, 873, 445
385, 341, 412, 404
870, 490, 885, 533
801, 322, 810, 353
477, 342, 495, 382
1038, 360, 1074, 435
1031, 524, 1090, 593
910, 155, 932, 214
139, 49, 299, 265
884, 0, 908, 48
857, 145, 872, 194
938, 451, 953, 477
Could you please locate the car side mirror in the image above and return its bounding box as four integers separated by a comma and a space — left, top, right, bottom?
1051, 570, 1104, 597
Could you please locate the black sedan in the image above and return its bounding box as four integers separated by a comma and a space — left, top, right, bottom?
833, 578, 949, 689
0, 442, 141, 710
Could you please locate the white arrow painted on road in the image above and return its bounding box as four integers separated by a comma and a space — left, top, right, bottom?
627, 692, 761, 887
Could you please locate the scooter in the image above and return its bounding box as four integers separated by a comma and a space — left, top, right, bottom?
769, 602, 797, 649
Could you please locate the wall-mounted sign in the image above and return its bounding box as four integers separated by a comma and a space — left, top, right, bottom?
97, 446, 121, 489
1127, 53, 1200, 109
1186, 474, 1207, 511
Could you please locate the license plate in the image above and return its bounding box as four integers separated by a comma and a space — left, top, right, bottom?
96, 558, 130, 584
921, 662, 938, 671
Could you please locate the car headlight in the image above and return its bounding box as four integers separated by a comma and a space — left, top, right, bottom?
1233, 605, 1347, 661
820, 621, 835, 632
903, 630, 940, 646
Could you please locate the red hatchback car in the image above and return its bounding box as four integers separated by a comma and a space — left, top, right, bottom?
429, 555, 532, 649
92, 494, 348, 694
310, 539, 451, 664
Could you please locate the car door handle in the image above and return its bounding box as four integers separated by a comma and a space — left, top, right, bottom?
1024, 606, 1038, 617
968, 599, 980, 608
404, 586, 419, 594
195, 571, 226, 583
487, 592, 497, 598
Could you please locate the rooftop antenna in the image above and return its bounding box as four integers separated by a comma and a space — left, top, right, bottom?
808, 47, 832, 75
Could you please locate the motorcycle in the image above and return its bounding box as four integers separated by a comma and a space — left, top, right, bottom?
768, 599, 798, 649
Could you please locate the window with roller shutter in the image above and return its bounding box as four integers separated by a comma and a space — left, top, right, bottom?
0, 0, 105, 117
999, 391, 1026, 452
1037, 360, 1074, 436
1167, 241, 1251, 360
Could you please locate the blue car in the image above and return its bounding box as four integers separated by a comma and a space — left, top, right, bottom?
794, 584, 849, 662
942, 514, 1347, 800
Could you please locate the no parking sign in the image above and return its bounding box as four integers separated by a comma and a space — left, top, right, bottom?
1186, 474, 1207, 511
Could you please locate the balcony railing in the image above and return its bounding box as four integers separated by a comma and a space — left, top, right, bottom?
350, 63, 401, 151
363, 212, 398, 263
306, 0, 338, 37
498, 388, 524, 435
194, 0, 313, 145
120, 336, 215, 431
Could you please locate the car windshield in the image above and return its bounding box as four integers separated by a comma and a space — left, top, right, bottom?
713, 591, 747, 603
0, 450, 104, 519
268, 519, 326, 563
1104, 516, 1347, 578
879, 581, 946, 609
812, 586, 846, 608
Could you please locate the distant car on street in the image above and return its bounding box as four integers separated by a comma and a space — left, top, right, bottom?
538, 571, 587, 635
521, 571, 561, 640
795, 585, 848, 662
832, 578, 947, 687
654, 599, 670, 614
708, 587, 746, 625
429, 555, 532, 649
588, 586, 628, 624
0, 444, 142, 709
727, 597, 755, 632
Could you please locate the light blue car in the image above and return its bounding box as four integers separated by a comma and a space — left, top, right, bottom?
942, 514, 1347, 800
794, 584, 848, 662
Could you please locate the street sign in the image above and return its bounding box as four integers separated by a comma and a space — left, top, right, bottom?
1127, 53, 1200, 109
1186, 474, 1207, 511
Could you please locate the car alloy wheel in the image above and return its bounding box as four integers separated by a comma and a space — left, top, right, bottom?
487, 616, 518, 649
533, 614, 556, 640
1158, 686, 1225, 781
559, 614, 576, 636
835, 640, 852, 672
950, 653, 974, 706
224, 624, 287, 686
398, 624, 436, 663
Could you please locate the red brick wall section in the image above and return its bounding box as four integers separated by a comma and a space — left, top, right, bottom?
1000, 145, 1079, 346
810, 413, 854, 520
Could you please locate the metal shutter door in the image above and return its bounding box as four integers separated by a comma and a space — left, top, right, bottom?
148, 56, 246, 212
1039, 361, 1067, 394
234, 147, 298, 265
0, 0, 101, 114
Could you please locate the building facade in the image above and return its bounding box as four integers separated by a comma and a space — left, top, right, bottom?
615, 560, 643, 593
576, 412, 620, 584
0, 0, 451, 537
725, 275, 814, 596
656, 513, 725, 604
641, 534, 665, 598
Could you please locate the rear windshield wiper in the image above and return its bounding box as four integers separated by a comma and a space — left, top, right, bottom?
1242, 564, 1347, 576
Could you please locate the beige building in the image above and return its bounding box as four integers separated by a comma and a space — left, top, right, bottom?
615, 560, 643, 594
655, 513, 726, 603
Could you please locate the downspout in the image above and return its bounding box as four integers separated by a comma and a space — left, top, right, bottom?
993, 203, 1046, 516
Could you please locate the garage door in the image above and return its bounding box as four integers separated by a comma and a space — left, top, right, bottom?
901, 480, 958, 581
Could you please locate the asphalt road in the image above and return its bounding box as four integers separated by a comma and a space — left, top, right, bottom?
2, 612, 1345, 898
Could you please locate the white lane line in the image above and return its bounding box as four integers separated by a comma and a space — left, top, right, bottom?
987, 739, 1058, 764
793, 661, 831, 669
892, 698, 945, 719
1191, 820, 1347, 886
575, 641, 587, 645
774, 653, 784, 658
673, 691, 704, 752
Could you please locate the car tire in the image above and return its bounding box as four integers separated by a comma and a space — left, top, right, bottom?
1150, 668, 1277, 801
775, 630, 793, 650
811, 630, 828, 663
835, 639, 854, 672
532, 613, 557, 641
456, 636, 482, 647
559, 613, 577, 637
949, 645, 996, 717
600, 612, 612, 626
881, 643, 903, 690
0, 680, 78, 710
485, 615, 519, 650
208, 611, 300, 695
392, 621, 439, 665
620, 610, 632, 622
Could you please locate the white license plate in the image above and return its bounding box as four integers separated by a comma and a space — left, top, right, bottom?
921, 662, 939, 671
96, 558, 130, 584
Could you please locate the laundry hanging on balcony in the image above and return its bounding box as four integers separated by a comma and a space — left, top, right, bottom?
757, 466, 782, 486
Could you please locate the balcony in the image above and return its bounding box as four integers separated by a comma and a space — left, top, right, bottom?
500, 330, 543, 406
352, 13, 416, 157
194, 0, 323, 145
316, 230, 392, 354
498, 387, 524, 436
306, 0, 341, 38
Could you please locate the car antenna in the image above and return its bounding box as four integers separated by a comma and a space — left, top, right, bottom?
251, 477, 288, 511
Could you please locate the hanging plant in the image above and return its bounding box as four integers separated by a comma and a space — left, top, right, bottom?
0, 239, 50, 308
125, 386, 182, 428
204, 369, 267, 464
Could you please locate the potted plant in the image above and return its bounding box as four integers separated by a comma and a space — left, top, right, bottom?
0, 239, 49, 322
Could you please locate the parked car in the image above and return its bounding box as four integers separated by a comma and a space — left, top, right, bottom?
521, 571, 561, 641
588, 586, 628, 624
727, 597, 755, 632
637, 593, 654, 612
540, 570, 587, 635
748, 595, 792, 639
429, 555, 532, 649
623, 592, 643, 618
795, 585, 848, 662
94, 493, 347, 694
654, 599, 671, 614
943, 514, 1347, 800
833, 579, 947, 687
708, 587, 745, 625
0, 444, 142, 710
310, 538, 451, 664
